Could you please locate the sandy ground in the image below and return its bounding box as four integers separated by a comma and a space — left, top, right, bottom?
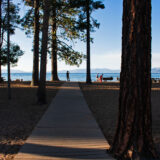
80, 82, 160, 154
0, 81, 63, 160
0, 81, 159, 159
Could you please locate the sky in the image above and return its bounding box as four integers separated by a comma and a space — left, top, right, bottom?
2, 0, 160, 72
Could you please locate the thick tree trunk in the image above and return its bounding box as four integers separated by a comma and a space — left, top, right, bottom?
31, 0, 40, 86
51, 5, 59, 81
0, 0, 2, 82
110, 1, 158, 159
7, 0, 11, 99
86, 0, 91, 84
37, 0, 50, 104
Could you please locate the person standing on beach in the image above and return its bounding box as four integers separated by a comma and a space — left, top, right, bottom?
66, 71, 70, 81
96, 73, 99, 81
100, 74, 103, 82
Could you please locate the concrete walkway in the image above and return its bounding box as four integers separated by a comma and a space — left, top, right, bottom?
14, 82, 113, 160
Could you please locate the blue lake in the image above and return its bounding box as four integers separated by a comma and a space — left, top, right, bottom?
2, 73, 160, 82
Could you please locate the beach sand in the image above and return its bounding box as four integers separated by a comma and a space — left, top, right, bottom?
80, 82, 160, 154
0, 81, 63, 160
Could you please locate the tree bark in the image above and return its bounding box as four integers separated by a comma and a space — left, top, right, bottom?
51, 3, 59, 81
31, 0, 40, 86
110, 1, 158, 159
0, 0, 2, 82
7, 0, 11, 99
86, 0, 91, 84
37, 0, 50, 104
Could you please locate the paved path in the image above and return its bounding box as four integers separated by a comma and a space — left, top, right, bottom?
14, 82, 113, 160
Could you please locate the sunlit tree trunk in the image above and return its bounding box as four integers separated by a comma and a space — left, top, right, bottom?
110, 1, 158, 159
0, 0, 2, 82
37, 0, 51, 104
86, 0, 91, 84
51, 3, 59, 81
31, 0, 40, 86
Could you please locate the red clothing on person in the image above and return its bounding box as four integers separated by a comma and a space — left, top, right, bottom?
99, 75, 103, 82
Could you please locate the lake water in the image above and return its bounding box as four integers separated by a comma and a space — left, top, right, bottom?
2, 73, 160, 82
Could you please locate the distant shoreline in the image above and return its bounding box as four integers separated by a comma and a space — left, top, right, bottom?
1, 72, 160, 82
2, 72, 160, 74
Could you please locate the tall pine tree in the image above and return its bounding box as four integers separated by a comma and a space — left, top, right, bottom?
109, 1, 158, 159
69, 0, 104, 83
31, 0, 40, 86
0, 0, 22, 82
37, 0, 51, 104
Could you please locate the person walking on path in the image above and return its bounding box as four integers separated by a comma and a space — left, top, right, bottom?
66, 71, 70, 81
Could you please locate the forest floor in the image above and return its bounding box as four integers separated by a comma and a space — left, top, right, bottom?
0, 81, 160, 160
0, 81, 63, 160
80, 82, 160, 156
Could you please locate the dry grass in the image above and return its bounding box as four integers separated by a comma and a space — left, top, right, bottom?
80, 82, 160, 153
0, 81, 63, 160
